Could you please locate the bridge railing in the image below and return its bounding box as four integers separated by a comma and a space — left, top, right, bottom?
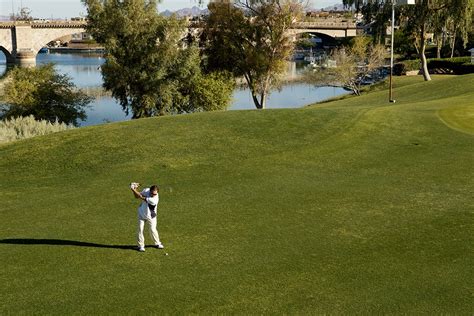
31, 22, 87, 29
292, 21, 357, 29
187, 20, 358, 30
0, 21, 87, 28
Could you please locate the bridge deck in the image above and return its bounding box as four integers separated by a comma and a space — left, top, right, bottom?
292, 21, 357, 29
0, 22, 87, 29
1, 20, 356, 29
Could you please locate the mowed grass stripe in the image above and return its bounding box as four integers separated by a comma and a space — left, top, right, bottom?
0, 74, 473, 314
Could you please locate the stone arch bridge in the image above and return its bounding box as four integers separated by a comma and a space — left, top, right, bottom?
0, 22, 87, 65
288, 21, 359, 39
0, 20, 359, 65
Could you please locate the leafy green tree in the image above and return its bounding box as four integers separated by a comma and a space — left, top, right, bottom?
444, 0, 474, 57
295, 34, 314, 50
200, 0, 304, 109
0, 64, 91, 126
365, 2, 393, 45
394, 28, 417, 58
189, 71, 236, 113
358, 0, 474, 81
82, 0, 233, 118
400, 0, 473, 80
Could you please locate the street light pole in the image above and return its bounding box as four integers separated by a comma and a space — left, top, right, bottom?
389, 0, 415, 103
389, 0, 396, 103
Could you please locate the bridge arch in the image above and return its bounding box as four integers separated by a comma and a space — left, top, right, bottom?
289, 28, 355, 39
0, 46, 14, 63
294, 31, 339, 44
291, 32, 343, 53
0, 24, 86, 65
28, 26, 86, 55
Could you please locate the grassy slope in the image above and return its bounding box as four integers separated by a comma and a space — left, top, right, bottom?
0, 75, 473, 314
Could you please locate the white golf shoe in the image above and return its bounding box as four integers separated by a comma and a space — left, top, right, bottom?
138, 247, 145, 252
155, 244, 164, 249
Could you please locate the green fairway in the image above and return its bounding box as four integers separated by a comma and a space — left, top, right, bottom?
1, 74, 473, 314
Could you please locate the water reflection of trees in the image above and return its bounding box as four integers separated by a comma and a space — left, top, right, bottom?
70, 65, 102, 74
80, 86, 111, 99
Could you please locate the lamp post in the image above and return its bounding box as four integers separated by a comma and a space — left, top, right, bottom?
389, 0, 415, 103
389, 0, 396, 102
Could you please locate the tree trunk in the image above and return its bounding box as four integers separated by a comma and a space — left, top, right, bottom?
352, 83, 360, 96
450, 32, 456, 58
260, 92, 267, 109
436, 33, 442, 59
245, 73, 263, 109
420, 24, 431, 81
414, 39, 420, 55
251, 92, 263, 109
259, 74, 272, 110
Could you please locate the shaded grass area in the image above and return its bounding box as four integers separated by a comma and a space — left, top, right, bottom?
0, 74, 473, 314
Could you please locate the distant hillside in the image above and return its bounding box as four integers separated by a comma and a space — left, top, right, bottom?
161, 6, 208, 17
0, 15, 10, 21
160, 5, 348, 16
321, 4, 348, 11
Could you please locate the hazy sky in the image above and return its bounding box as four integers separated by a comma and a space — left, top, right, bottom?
1, 0, 341, 18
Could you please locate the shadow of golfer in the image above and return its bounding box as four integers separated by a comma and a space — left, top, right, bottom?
0, 238, 136, 250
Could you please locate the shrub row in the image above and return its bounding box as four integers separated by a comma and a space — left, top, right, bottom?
0, 115, 73, 144
393, 59, 421, 75
394, 57, 474, 75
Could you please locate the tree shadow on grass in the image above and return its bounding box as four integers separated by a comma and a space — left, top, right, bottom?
0, 238, 137, 250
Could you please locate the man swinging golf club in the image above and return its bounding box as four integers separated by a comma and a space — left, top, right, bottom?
130, 182, 164, 252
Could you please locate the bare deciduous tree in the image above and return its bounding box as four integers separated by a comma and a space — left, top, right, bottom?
306, 37, 386, 96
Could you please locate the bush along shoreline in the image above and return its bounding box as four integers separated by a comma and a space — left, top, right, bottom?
0, 115, 73, 144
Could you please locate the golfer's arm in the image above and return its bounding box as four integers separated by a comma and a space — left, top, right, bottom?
131, 188, 146, 200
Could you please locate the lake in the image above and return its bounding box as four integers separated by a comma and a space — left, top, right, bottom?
0, 52, 347, 126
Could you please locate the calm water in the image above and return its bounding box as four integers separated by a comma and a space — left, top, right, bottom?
0, 52, 347, 126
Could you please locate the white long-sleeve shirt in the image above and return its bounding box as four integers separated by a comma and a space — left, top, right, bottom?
138, 188, 159, 220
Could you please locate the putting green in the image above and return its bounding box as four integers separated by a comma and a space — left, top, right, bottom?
438, 101, 474, 135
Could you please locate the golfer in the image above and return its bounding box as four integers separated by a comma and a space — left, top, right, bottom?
130, 183, 164, 252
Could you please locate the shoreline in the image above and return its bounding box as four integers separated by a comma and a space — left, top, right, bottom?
46, 47, 105, 54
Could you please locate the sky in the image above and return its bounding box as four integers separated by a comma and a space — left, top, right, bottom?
0, 0, 341, 19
